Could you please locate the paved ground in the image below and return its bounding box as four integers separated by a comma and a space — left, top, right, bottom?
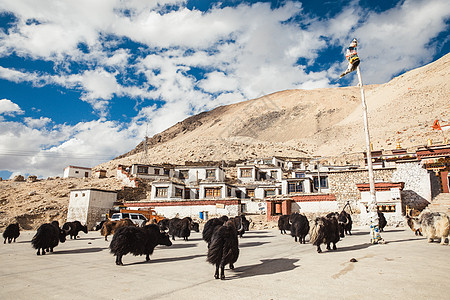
0, 226, 449, 300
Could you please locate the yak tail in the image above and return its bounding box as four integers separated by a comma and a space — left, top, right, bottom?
309, 220, 321, 245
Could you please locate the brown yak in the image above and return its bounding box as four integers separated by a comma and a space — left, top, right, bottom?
100, 218, 134, 241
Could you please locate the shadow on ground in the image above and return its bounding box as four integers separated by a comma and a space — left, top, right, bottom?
230, 258, 299, 279
53, 247, 107, 254
125, 254, 205, 266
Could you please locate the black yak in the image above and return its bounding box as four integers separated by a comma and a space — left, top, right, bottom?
100, 218, 135, 241
202, 217, 228, 245
326, 212, 345, 238
157, 218, 170, 231
229, 215, 250, 238
168, 217, 196, 241
378, 211, 387, 232
310, 216, 340, 253
109, 224, 172, 265
406, 210, 450, 245
338, 210, 353, 236
207, 220, 239, 280
31, 221, 67, 255
290, 213, 309, 244
278, 215, 290, 235
62, 221, 88, 239
3, 222, 20, 244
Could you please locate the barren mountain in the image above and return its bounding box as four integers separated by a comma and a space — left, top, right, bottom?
99, 53, 450, 172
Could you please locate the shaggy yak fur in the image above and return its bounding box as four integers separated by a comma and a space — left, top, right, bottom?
109, 224, 172, 265
406, 210, 450, 245
278, 215, 291, 235
207, 220, 240, 280
290, 213, 310, 244
202, 217, 229, 245
378, 212, 387, 232
100, 219, 135, 241
62, 221, 88, 239
3, 222, 20, 244
31, 221, 67, 255
309, 216, 340, 253
168, 217, 198, 241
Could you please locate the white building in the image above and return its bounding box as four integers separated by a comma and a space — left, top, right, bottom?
67, 188, 117, 229
129, 164, 173, 180
174, 166, 225, 184
151, 180, 185, 200
63, 166, 92, 178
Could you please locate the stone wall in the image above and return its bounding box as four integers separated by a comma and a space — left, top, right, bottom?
328, 168, 394, 211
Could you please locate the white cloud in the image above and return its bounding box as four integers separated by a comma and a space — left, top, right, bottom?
0, 98, 24, 116
24, 116, 52, 128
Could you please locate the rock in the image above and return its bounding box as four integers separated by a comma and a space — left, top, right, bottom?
13, 175, 25, 182
27, 175, 38, 182
29, 191, 37, 196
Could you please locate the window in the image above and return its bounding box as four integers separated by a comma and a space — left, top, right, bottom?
379, 205, 396, 212
179, 170, 188, 179
122, 213, 129, 219
313, 176, 328, 189
164, 169, 170, 176
240, 168, 252, 178
138, 215, 146, 220
154, 169, 160, 175
184, 188, 191, 199
205, 187, 221, 198
247, 189, 255, 198
206, 169, 216, 179
295, 172, 304, 178
156, 187, 168, 198
137, 166, 148, 174
288, 182, 303, 193
175, 187, 183, 197
75, 171, 79, 174
270, 170, 278, 178
293, 163, 301, 169
227, 188, 232, 197
264, 189, 276, 197
131, 214, 138, 220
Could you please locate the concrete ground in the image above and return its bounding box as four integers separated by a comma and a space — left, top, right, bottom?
0, 226, 448, 300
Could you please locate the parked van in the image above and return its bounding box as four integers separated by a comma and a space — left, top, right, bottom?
110, 212, 147, 226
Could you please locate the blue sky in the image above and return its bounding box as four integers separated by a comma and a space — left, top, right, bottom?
0, 0, 449, 178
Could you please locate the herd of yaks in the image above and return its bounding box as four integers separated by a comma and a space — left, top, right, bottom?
2, 209, 449, 280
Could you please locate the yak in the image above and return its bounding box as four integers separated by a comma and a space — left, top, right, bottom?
310, 215, 340, 253
109, 224, 172, 265
202, 217, 228, 245
378, 211, 387, 232
157, 218, 170, 231
101, 218, 135, 241
406, 210, 450, 245
338, 211, 353, 236
31, 221, 67, 255
278, 215, 291, 235
229, 215, 250, 238
168, 217, 196, 241
3, 222, 20, 244
62, 220, 88, 239
207, 220, 239, 280
290, 213, 309, 244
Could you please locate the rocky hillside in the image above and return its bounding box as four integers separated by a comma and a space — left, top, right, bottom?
97, 53, 450, 173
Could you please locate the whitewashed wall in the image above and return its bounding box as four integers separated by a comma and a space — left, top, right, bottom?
132, 204, 240, 220
241, 200, 266, 214
291, 201, 339, 213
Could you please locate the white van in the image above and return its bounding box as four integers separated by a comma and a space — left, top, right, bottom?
110, 212, 148, 226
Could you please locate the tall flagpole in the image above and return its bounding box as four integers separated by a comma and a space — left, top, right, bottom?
340, 38, 383, 244
356, 65, 383, 244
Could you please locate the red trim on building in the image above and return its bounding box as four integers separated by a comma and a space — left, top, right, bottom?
290, 194, 336, 202
356, 182, 405, 192
416, 145, 450, 159
124, 199, 241, 207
